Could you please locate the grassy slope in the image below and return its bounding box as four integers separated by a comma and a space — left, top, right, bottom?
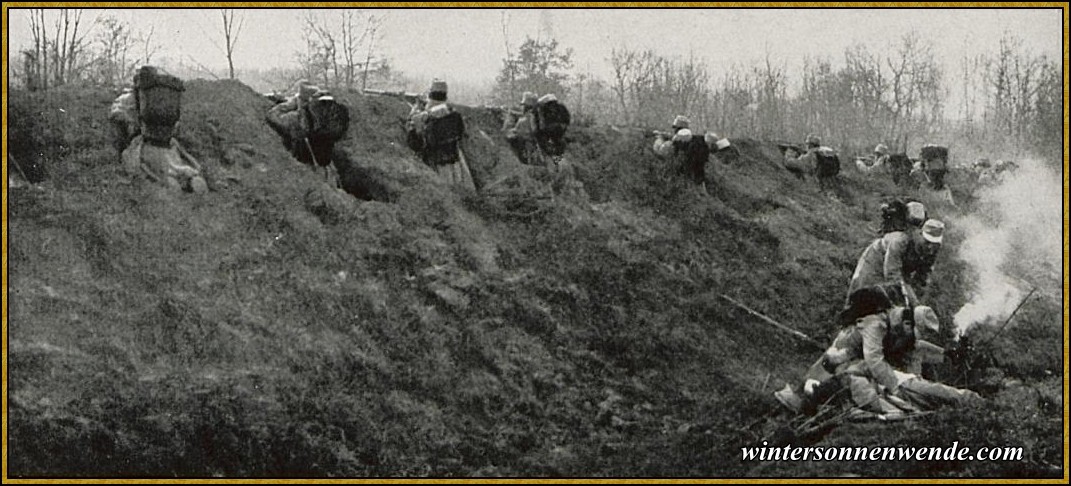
6, 80, 1063, 478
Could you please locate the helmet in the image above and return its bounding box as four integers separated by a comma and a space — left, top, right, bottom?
521, 91, 538, 107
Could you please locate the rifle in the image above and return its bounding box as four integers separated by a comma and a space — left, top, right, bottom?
482, 105, 524, 120
264, 91, 288, 105
609, 125, 670, 138
718, 294, 824, 349
363, 88, 425, 109
773, 140, 805, 155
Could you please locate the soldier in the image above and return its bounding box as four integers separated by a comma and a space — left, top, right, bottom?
108, 88, 140, 157
802, 134, 841, 191
918, 144, 950, 191
266, 81, 351, 183
266, 79, 319, 153
777, 305, 982, 418
887, 153, 916, 188
406, 79, 476, 191
120, 65, 206, 193
653, 115, 710, 189
503, 91, 542, 166
781, 134, 840, 190
531, 93, 571, 165
855, 143, 889, 174
502, 91, 572, 170
847, 216, 944, 309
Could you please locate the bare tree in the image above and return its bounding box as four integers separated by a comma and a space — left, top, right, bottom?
340, 10, 362, 90
883, 31, 941, 150
609, 47, 715, 128
338, 10, 386, 91
25, 8, 91, 89
92, 15, 134, 87
221, 9, 245, 79
138, 24, 161, 66
302, 12, 338, 86
28, 9, 49, 90
298, 11, 389, 91
752, 50, 787, 138
500, 11, 516, 102
359, 13, 384, 91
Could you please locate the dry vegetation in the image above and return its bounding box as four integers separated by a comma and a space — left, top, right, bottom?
5, 78, 1064, 478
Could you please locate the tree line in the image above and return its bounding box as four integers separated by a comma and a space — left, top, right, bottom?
12, 9, 393, 94
495, 31, 1060, 162
12, 9, 1059, 163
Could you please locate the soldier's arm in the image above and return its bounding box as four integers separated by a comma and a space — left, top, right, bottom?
171, 139, 202, 171
859, 315, 901, 392
506, 114, 528, 139
882, 232, 909, 284
653, 137, 674, 157
501, 111, 517, 133
405, 111, 427, 152
407, 110, 426, 134
915, 339, 945, 364
275, 97, 300, 113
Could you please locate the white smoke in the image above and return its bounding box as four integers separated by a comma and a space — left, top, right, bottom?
951, 158, 1062, 338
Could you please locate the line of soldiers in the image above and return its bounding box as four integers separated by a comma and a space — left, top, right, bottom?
775, 199, 983, 420
362, 80, 573, 191
269, 77, 733, 195
108, 65, 207, 193
971, 158, 1019, 187
856, 142, 954, 195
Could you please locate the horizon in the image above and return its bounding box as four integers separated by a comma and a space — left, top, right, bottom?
5, 6, 1063, 90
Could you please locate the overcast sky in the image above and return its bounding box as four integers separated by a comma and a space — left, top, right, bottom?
5, 6, 1064, 86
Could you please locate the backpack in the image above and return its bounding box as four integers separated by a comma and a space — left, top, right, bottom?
422, 104, 465, 166
837, 282, 906, 328
133, 65, 184, 143
533, 98, 571, 156
673, 136, 710, 184
814, 147, 841, 178
882, 307, 918, 368
306, 98, 350, 143
920, 145, 949, 171
879, 198, 909, 234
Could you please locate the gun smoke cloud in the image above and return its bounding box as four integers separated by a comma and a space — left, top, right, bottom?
951, 158, 1062, 338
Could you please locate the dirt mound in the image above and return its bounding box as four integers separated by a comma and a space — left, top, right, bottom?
6, 79, 1062, 478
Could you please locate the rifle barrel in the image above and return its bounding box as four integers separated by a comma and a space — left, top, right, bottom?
973, 288, 1036, 351
719, 294, 823, 347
